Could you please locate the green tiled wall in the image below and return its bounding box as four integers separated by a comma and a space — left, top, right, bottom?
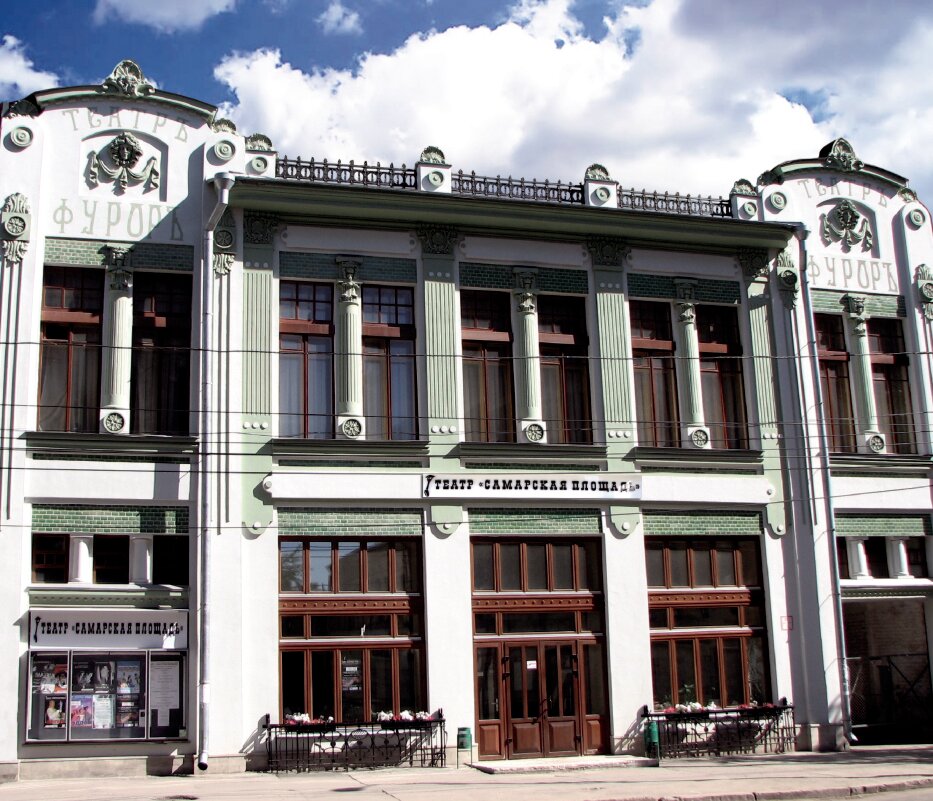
277, 507, 423, 536
836, 514, 931, 537
811, 290, 905, 317
459, 263, 588, 294
628, 274, 741, 304
45, 238, 194, 271
468, 507, 601, 534
643, 510, 763, 536
32, 504, 189, 534
280, 253, 416, 283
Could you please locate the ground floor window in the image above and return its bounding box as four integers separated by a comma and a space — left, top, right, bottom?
28, 650, 186, 741
280, 646, 424, 722
646, 535, 769, 709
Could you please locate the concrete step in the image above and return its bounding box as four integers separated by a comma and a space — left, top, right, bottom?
469, 755, 658, 774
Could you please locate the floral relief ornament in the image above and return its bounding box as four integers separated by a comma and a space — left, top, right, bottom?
88, 132, 159, 194
101, 60, 155, 98
916, 264, 933, 321
1, 192, 30, 264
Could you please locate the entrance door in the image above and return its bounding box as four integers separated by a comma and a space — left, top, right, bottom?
506, 641, 579, 758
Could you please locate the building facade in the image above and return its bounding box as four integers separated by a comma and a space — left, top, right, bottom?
0, 61, 930, 780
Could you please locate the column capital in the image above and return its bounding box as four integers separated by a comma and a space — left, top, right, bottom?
513, 268, 538, 314
844, 293, 868, 334
736, 247, 770, 280
336, 256, 361, 305
417, 224, 458, 255
104, 243, 133, 290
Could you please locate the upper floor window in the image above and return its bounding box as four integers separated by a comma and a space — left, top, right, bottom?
362, 286, 417, 440
38, 266, 103, 432
279, 282, 334, 438
461, 290, 515, 443
697, 306, 747, 449
538, 296, 591, 443
815, 314, 857, 453
631, 300, 679, 447
868, 318, 915, 454
131, 273, 191, 435
471, 539, 602, 593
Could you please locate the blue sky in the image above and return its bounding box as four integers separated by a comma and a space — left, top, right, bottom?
4, 0, 933, 200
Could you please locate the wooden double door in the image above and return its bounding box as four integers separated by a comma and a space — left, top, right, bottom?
476, 639, 605, 759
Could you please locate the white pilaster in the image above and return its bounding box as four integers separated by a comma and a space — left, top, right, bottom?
847, 537, 869, 580
69, 535, 93, 584
129, 533, 153, 583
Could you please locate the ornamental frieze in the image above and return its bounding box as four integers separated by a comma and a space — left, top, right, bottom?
1, 192, 30, 264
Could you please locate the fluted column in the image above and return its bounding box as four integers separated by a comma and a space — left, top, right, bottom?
844, 295, 883, 452
675, 280, 707, 448
130, 533, 153, 583
513, 270, 544, 442
99, 246, 133, 434
335, 258, 364, 438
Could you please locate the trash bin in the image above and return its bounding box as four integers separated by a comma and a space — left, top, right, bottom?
644, 720, 659, 760
457, 727, 472, 750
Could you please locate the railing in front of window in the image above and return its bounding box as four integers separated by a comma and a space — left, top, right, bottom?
275, 157, 733, 219
263, 713, 446, 771
642, 701, 795, 759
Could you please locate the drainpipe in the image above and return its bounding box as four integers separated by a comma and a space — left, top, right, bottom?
198, 172, 234, 771
797, 231, 854, 746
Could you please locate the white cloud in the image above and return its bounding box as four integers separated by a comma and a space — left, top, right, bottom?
0, 36, 59, 99
214, 0, 933, 200
317, 1, 362, 35
92, 0, 236, 33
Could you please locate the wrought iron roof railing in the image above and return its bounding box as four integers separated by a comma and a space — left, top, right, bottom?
275, 156, 733, 219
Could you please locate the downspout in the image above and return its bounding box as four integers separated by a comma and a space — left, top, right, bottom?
198, 172, 234, 771
798, 232, 854, 745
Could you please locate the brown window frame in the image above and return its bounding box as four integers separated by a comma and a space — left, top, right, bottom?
461, 290, 515, 443
471, 539, 603, 594
696, 305, 748, 450
38, 266, 104, 433
815, 314, 857, 453
867, 317, 916, 454
538, 295, 591, 444
630, 300, 680, 447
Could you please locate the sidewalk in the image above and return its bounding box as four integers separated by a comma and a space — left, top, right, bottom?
1, 745, 932, 801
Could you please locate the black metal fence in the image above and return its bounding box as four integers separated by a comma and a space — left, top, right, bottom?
642, 701, 795, 759
264, 715, 447, 771
274, 156, 733, 219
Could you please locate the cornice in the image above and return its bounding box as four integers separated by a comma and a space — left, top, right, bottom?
229, 179, 796, 253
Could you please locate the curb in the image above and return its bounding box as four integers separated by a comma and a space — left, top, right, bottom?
597, 775, 933, 801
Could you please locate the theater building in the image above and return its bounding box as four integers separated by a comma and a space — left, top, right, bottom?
0, 61, 930, 780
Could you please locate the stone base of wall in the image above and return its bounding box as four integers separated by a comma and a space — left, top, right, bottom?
796, 723, 849, 752
194, 754, 247, 774
18, 755, 194, 780
0, 762, 18, 783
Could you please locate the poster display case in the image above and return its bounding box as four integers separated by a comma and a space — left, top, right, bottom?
26, 609, 187, 743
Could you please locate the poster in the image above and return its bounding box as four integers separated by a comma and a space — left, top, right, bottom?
150, 660, 179, 727
70, 695, 94, 728
94, 661, 114, 692
43, 697, 66, 728
116, 660, 141, 694
32, 658, 66, 694
116, 697, 140, 727
93, 695, 114, 729
72, 659, 95, 692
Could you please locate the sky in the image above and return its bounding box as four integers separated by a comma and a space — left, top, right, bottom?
3, 0, 933, 201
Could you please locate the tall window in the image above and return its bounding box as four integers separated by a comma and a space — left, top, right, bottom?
38, 266, 103, 432
362, 286, 417, 440
131, 273, 191, 435
279, 282, 334, 438
539, 296, 591, 443
278, 538, 424, 722
461, 290, 515, 443
697, 306, 747, 449
868, 318, 916, 454
815, 314, 856, 453
631, 300, 679, 446
646, 537, 767, 709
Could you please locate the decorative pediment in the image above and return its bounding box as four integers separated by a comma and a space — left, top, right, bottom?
585, 163, 611, 181
418, 146, 447, 165
820, 138, 863, 172
102, 60, 155, 98
3, 98, 39, 119
731, 179, 757, 197
212, 118, 237, 134
246, 133, 273, 151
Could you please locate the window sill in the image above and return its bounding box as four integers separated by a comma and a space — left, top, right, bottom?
830, 452, 932, 477
24, 431, 197, 460
273, 438, 429, 462
632, 447, 763, 473
27, 583, 188, 608
455, 441, 608, 465
840, 577, 933, 598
